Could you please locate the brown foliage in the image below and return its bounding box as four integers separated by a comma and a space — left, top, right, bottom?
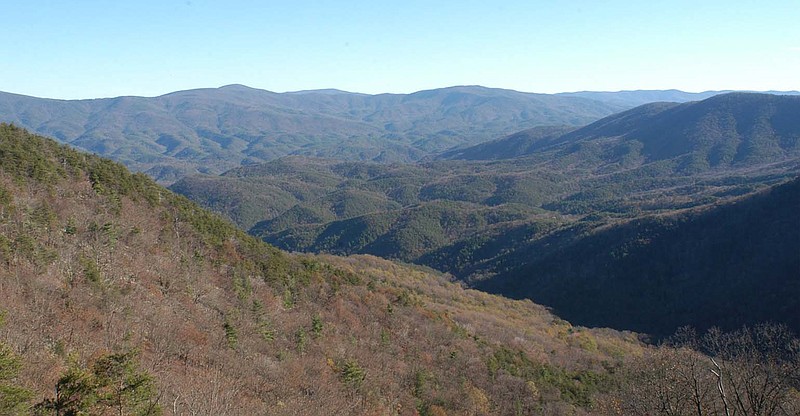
0, 127, 646, 414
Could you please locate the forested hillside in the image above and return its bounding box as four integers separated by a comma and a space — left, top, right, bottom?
0, 113, 798, 414
0, 124, 656, 414
443, 92, 800, 169
173, 93, 800, 336
476, 178, 800, 334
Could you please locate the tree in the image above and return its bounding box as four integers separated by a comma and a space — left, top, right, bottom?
92, 351, 161, 416
702, 324, 800, 416
34, 361, 95, 416
0, 342, 32, 415
613, 324, 800, 415
35, 351, 161, 416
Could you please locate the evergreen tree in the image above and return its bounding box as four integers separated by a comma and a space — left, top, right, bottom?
0, 342, 32, 415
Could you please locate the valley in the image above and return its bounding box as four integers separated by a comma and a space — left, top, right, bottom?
0, 88, 798, 414
4, 2, 799, 414
172, 92, 800, 335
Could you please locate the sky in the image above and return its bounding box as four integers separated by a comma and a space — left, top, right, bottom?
2, 0, 798, 99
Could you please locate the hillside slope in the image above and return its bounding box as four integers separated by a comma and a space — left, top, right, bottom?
475, 178, 800, 335
444, 93, 800, 172
0, 124, 652, 415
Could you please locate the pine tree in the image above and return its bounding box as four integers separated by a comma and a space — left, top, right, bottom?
0, 342, 32, 415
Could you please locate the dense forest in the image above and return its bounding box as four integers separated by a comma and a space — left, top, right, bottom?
477, 178, 800, 334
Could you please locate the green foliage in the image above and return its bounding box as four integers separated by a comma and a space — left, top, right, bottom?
328, 266, 362, 286
0, 124, 64, 185
295, 328, 307, 354
35, 360, 96, 415
488, 347, 610, 408
232, 270, 252, 302
64, 218, 78, 235
411, 369, 442, 416
379, 328, 391, 346
28, 202, 57, 231
81, 255, 102, 284
0, 124, 165, 206
223, 320, 238, 349
258, 321, 275, 342
282, 288, 295, 309
35, 351, 160, 416
12, 234, 57, 269
250, 298, 264, 316
412, 369, 433, 398
340, 359, 366, 389
92, 351, 161, 415
311, 314, 323, 338
0, 342, 32, 415
396, 290, 414, 307
0, 185, 11, 207
0, 235, 11, 265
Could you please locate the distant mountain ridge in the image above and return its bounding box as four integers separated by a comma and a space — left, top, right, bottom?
556, 88, 800, 107
174, 92, 800, 238
4, 85, 795, 183
443, 92, 800, 172
0, 84, 628, 183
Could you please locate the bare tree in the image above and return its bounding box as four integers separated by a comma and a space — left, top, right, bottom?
702, 324, 800, 416
614, 324, 800, 416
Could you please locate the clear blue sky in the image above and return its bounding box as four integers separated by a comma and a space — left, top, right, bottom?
2, 1, 798, 99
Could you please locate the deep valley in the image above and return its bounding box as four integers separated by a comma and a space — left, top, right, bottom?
0, 87, 798, 415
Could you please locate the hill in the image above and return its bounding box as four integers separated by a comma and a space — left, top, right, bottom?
172, 93, 800, 336
0, 85, 626, 183
443, 92, 800, 171
240, 168, 799, 335
0, 123, 660, 414
555, 89, 799, 107
474, 178, 800, 334
438, 125, 576, 160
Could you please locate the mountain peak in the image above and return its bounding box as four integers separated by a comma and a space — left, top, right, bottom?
219, 83, 256, 90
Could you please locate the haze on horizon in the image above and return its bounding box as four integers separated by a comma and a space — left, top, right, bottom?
2, 0, 798, 99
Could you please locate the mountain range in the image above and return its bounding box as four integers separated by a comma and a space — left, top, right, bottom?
4, 86, 795, 184
555, 89, 799, 107
1, 86, 799, 414
172, 92, 800, 335
442, 92, 800, 169
0, 85, 622, 182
